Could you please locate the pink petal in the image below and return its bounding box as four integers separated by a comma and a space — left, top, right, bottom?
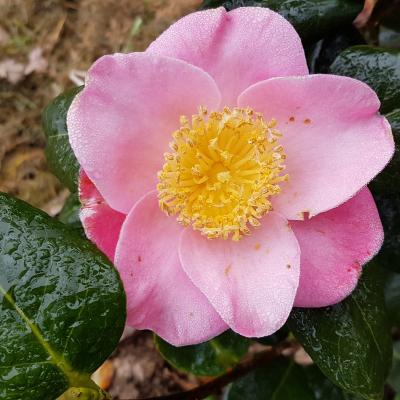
115, 191, 227, 346
147, 7, 308, 106
179, 213, 300, 338
292, 187, 383, 307
79, 171, 126, 262
68, 53, 221, 214
238, 74, 394, 220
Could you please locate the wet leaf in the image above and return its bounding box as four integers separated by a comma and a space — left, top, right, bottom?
288, 263, 392, 400
0, 193, 126, 400
155, 330, 249, 376
306, 365, 357, 399
228, 357, 315, 400
42, 86, 83, 192
202, 0, 362, 43
58, 192, 83, 233
330, 46, 400, 114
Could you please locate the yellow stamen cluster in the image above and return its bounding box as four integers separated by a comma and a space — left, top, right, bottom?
157, 107, 287, 240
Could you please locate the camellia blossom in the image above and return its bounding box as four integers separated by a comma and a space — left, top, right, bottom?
68, 7, 394, 346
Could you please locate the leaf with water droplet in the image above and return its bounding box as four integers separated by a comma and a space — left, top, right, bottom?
42, 86, 83, 192
58, 192, 83, 234
155, 330, 249, 376
330, 46, 400, 114
0, 193, 126, 400
288, 262, 392, 400
201, 0, 362, 43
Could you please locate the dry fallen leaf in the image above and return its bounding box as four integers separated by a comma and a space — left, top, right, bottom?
0, 58, 25, 84
24, 47, 48, 75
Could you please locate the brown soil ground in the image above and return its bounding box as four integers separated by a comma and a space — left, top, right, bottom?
0, 0, 204, 398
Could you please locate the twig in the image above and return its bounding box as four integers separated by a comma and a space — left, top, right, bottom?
122, 342, 291, 400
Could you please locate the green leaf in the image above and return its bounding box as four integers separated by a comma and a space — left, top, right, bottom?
388, 342, 400, 393
58, 192, 83, 233
385, 272, 400, 326
288, 263, 393, 400
330, 46, 400, 113
306, 365, 357, 400
42, 86, 83, 192
155, 330, 249, 376
202, 0, 362, 43
374, 192, 400, 273
228, 357, 315, 400
0, 193, 126, 400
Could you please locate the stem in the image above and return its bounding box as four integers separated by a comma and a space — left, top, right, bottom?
122, 342, 290, 400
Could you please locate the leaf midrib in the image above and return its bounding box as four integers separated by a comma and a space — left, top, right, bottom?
0, 283, 90, 388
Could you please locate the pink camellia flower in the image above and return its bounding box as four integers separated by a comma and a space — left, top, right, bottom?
67, 7, 394, 346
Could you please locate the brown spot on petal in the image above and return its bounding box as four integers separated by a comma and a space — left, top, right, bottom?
287, 264, 291, 269
304, 118, 311, 124
289, 116, 295, 122
254, 243, 261, 250
299, 211, 310, 220
224, 264, 232, 276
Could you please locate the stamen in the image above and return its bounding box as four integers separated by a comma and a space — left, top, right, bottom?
157, 107, 288, 240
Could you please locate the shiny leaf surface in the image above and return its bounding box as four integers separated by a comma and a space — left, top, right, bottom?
58, 192, 83, 234
330, 46, 400, 113
306, 366, 357, 399
202, 0, 362, 42
42, 86, 82, 192
0, 193, 126, 400
155, 330, 249, 376
288, 263, 392, 400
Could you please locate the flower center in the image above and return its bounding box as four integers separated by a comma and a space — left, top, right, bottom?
157, 107, 288, 240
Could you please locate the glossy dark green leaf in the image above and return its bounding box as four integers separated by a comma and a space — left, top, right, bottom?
155, 330, 249, 376
330, 46, 400, 113
370, 109, 400, 195
385, 272, 400, 326
306, 365, 357, 400
374, 192, 400, 273
42, 86, 83, 192
288, 263, 392, 400
58, 192, 83, 233
388, 342, 400, 393
228, 357, 315, 400
201, 0, 362, 43
0, 193, 126, 400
